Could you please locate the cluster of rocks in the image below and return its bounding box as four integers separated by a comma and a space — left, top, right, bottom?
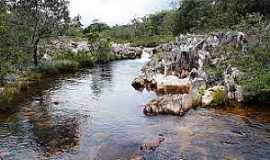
112, 43, 143, 59
41, 37, 143, 60
132, 32, 251, 116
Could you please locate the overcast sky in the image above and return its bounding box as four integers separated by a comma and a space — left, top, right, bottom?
69, 0, 172, 26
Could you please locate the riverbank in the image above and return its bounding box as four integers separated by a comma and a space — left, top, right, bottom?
0, 42, 144, 112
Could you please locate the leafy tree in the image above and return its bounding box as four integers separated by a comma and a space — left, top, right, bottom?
67, 14, 84, 37
11, 0, 70, 66
83, 20, 110, 34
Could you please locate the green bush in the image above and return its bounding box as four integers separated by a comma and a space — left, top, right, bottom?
203, 64, 224, 82
229, 34, 270, 103
212, 89, 226, 106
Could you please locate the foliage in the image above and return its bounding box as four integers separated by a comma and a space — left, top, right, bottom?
83, 21, 110, 34
66, 15, 84, 37
11, 0, 70, 66
203, 63, 224, 83
176, 0, 270, 33
104, 10, 178, 44
233, 35, 270, 103
86, 27, 113, 63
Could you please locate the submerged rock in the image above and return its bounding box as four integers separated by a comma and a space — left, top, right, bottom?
131, 135, 165, 160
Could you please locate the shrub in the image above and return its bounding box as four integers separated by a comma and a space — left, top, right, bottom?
230, 34, 270, 103
203, 64, 224, 83
212, 89, 226, 106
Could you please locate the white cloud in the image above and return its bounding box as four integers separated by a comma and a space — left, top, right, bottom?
69, 0, 171, 26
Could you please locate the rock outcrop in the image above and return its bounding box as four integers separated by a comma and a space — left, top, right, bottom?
42, 38, 143, 60
112, 43, 143, 59
132, 32, 251, 116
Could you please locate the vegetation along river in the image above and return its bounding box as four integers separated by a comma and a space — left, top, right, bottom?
0, 55, 270, 160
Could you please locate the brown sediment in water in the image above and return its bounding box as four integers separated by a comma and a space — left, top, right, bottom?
214, 105, 270, 123
0, 111, 10, 121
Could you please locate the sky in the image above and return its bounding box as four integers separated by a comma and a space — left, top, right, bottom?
69, 0, 172, 26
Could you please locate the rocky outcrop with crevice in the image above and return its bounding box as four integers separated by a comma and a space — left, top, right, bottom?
132, 32, 252, 116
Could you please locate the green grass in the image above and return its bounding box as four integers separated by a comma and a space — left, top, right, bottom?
53, 51, 96, 68
53, 50, 119, 68
38, 59, 80, 75
192, 85, 207, 107
0, 80, 33, 104
212, 89, 226, 106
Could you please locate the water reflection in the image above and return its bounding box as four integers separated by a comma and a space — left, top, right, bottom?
23, 101, 80, 155
89, 63, 113, 97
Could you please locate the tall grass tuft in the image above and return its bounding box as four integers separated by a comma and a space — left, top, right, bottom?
38, 60, 80, 75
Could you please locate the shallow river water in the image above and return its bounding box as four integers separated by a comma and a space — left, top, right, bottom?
0, 57, 270, 160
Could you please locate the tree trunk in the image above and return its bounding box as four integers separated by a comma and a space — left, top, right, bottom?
33, 39, 39, 67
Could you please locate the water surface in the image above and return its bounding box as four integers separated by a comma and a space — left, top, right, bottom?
0, 58, 270, 160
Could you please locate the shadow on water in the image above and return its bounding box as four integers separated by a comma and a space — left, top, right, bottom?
0, 59, 270, 160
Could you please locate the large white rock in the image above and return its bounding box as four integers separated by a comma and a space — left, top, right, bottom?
144, 94, 193, 116
154, 74, 191, 94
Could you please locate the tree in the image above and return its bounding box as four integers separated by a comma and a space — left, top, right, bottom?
83, 21, 110, 35
67, 14, 84, 37
12, 0, 70, 66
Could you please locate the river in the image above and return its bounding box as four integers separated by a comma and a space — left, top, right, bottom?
0, 55, 270, 160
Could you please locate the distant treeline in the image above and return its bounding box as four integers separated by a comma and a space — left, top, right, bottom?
71, 0, 270, 45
